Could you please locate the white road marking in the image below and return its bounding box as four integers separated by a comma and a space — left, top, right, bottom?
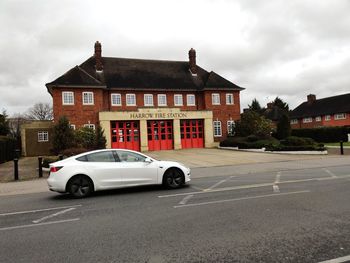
32, 207, 76, 224
275, 171, 281, 184
190, 186, 204, 191
273, 185, 280, 193
205, 179, 227, 191
0, 205, 82, 217
273, 171, 281, 193
173, 191, 310, 208
323, 168, 337, 178
0, 218, 80, 231
158, 174, 350, 198
178, 195, 194, 205
318, 255, 350, 263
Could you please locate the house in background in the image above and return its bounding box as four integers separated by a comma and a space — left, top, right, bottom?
21, 121, 54, 156
46, 41, 244, 151
290, 93, 350, 129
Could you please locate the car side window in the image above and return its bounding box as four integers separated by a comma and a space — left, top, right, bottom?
116, 151, 146, 162
84, 151, 116, 162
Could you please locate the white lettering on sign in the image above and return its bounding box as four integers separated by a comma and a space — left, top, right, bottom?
129, 112, 187, 119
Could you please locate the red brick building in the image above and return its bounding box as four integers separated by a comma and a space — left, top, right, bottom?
46, 42, 244, 151
290, 93, 350, 129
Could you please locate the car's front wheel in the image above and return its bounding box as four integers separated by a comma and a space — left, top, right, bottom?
163, 168, 184, 189
67, 175, 93, 198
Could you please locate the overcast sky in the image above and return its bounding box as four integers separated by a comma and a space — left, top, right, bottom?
1, 0, 349, 116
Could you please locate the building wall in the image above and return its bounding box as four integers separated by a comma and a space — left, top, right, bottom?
52, 88, 105, 127
21, 121, 54, 156
291, 113, 350, 129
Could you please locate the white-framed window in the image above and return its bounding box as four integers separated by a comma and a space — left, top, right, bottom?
213, 121, 222, 137
158, 94, 167, 106
187, 94, 195, 106
62, 91, 74, 105
144, 94, 154, 106
37, 131, 49, 142
82, 92, 94, 105
227, 120, 235, 136
226, 93, 234, 105
126, 94, 136, 106
174, 94, 183, 106
70, 124, 76, 130
84, 124, 95, 130
212, 93, 220, 105
290, 119, 298, 125
303, 117, 313, 123
334, 113, 347, 120
111, 93, 122, 106
325, 115, 331, 121
315, 116, 322, 122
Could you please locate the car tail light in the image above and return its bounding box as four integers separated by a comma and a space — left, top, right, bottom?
50, 166, 63, 173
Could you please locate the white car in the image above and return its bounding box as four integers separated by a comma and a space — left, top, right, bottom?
48, 149, 191, 198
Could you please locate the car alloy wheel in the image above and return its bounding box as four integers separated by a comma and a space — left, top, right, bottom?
164, 168, 184, 189
68, 175, 93, 198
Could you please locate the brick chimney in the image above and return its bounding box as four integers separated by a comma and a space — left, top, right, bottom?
94, 41, 103, 71
307, 94, 316, 103
267, 102, 274, 109
188, 48, 197, 75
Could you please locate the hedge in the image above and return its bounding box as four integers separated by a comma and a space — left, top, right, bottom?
0, 136, 17, 163
291, 127, 350, 143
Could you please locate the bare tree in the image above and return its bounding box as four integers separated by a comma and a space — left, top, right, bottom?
26, 103, 53, 120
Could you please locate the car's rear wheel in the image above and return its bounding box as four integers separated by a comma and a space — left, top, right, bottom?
163, 168, 184, 189
67, 175, 93, 198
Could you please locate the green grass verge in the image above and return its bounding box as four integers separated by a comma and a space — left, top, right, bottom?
324, 142, 350, 146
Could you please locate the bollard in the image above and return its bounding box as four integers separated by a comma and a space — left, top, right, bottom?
38, 156, 43, 178
340, 141, 344, 155
14, 158, 19, 181
59, 154, 63, 160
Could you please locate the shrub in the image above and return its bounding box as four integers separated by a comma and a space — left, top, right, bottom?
275, 113, 291, 139
61, 147, 88, 157
42, 157, 60, 168
280, 136, 315, 146
291, 127, 350, 142
52, 116, 75, 154
220, 136, 279, 149
75, 127, 96, 149
235, 111, 272, 137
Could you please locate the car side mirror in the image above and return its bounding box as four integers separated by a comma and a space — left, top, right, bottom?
144, 157, 153, 163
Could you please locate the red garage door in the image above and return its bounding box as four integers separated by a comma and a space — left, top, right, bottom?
147, 120, 173, 151
181, 119, 204, 149
111, 121, 140, 151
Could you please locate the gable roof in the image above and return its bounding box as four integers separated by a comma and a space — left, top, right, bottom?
46, 56, 244, 91
48, 65, 103, 86
290, 93, 350, 119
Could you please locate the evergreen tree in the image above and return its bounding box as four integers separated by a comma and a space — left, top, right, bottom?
273, 97, 289, 112
52, 116, 75, 154
276, 112, 291, 139
235, 111, 272, 138
0, 110, 10, 136
248, 98, 263, 114
95, 125, 107, 149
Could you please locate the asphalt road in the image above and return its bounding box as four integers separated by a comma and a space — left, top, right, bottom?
0, 164, 350, 263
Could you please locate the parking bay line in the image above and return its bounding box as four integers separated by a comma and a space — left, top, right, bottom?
158, 174, 350, 198
318, 254, 350, 263
323, 168, 337, 178
32, 207, 76, 224
174, 190, 310, 208
0, 218, 80, 231
0, 204, 82, 217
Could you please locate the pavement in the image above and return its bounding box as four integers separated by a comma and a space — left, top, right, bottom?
0, 148, 349, 197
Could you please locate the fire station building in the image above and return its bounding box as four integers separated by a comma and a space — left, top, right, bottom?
46, 42, 244, 151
